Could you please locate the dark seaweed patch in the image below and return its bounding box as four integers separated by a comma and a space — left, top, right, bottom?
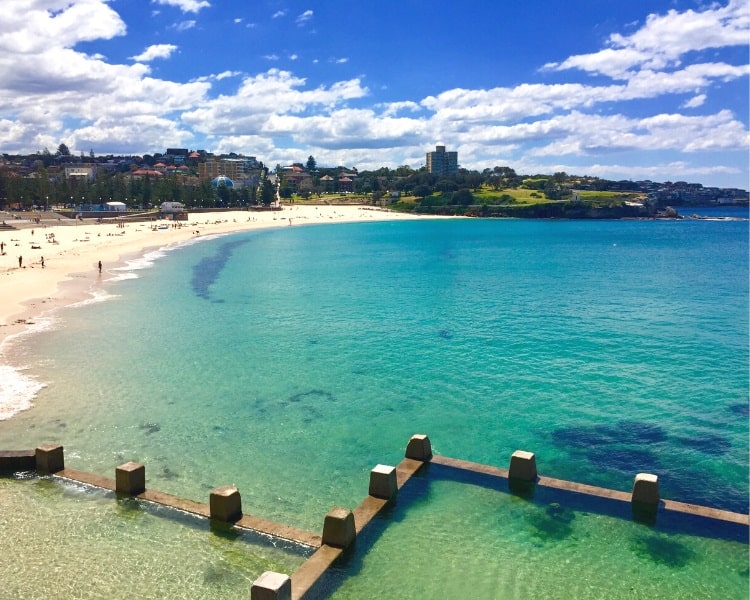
675, 434, 731, 456
140, 422, 161, 435
161, 466, 179, 480
526, 502, 576, 542
552, 427, 614, 449
631, 534, 695, 568
287, 389, 335, 404
191, 238, 251, 301
587, 447, 660, 473
553, 420, 668, 449
438, 329, 453, 340
729, 402, 749, 418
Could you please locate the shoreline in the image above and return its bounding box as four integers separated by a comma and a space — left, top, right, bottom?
0, 205, 431, 346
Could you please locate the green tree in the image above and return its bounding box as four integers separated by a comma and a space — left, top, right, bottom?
306, 155, 317, 172
413, 184, 432, 199
215, 181, 231, 206
453, 188, 474, 206
260, 179, 275, 206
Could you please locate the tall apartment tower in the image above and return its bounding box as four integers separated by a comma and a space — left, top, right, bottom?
426, 145, 458, 175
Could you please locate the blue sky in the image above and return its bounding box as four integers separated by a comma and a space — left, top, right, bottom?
1, 0, 748, 188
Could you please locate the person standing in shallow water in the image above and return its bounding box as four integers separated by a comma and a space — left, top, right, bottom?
98, 260, 102, 273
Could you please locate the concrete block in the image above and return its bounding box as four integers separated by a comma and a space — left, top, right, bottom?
0, 450, 36, 473
115, 462, 145, 495
509, 450, 537, 481
632, 473, 659, 505
405, 434, 432, 461
251, 571, 291, 600
369, 464, 397, 500
210, 485, 242, 522
35, 444, 64, 474
322, 507, 356, 548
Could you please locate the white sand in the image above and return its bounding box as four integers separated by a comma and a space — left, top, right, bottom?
0, 205, 431, 340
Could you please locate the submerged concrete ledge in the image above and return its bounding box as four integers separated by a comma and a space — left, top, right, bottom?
289, 452, 426, 600
431, 455, 749, 527
52, 466, 320, 548
3, 438, 747, 600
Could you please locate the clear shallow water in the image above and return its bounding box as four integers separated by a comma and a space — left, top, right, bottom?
0, 475, 309, 599
0, 214, 747, 597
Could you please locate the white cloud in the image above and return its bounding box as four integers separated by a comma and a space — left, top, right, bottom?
173, 20, 197, 31
0, 0, 126, 54
130, 44, 178, 63
0, 1, 745, 187
379, 101, 422, 117
272, 10, 287, 19
181, 69, 369, 137
546, 0, 749, 79
296, 10, 313, 26
214, 71, 241, 81
151, 0, 210, 14
682, 94, 707, 108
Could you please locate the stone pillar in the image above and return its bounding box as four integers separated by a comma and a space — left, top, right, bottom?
632, 473, 659, 505
35, 444, 64, 474
369, 464, 398, 501
251, 571, 291, 600
509, 450, 537, 481
322, 507, 356, 548
115, 462, 145, 495
405, 434, 432, 461
210, 486, 242, 522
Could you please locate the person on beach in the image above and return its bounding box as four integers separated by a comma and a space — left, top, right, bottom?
40, 256, 44, 268
18, 255, 22, 268
98, 260, 102, 273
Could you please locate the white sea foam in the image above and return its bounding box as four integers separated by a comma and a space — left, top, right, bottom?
66, 288, 119, 309
0, 317, 56, 420
0, 231, 233, 422
0, 364, 46, 420
109, 235, 218, 277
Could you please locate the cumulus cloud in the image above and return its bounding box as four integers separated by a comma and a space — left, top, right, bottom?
0, 0, 126, 54
545, 0, 749, 79
181, 69, 369, 136
272, 10, 287, 19
0, 0, 745, 185
130, 44, 179, 63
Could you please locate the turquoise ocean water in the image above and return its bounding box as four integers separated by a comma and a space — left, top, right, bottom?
1, 210, 748, 598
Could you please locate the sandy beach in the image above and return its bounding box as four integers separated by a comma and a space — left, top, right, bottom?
0, 205, 427, 341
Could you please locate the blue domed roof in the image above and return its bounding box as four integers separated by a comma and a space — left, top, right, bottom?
211, 176, 234, 188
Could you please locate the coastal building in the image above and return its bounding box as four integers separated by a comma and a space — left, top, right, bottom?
426, 145, 458, 176
199, 156, 261, 189
199, 157, 259, 182
64, 164, 97, 182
